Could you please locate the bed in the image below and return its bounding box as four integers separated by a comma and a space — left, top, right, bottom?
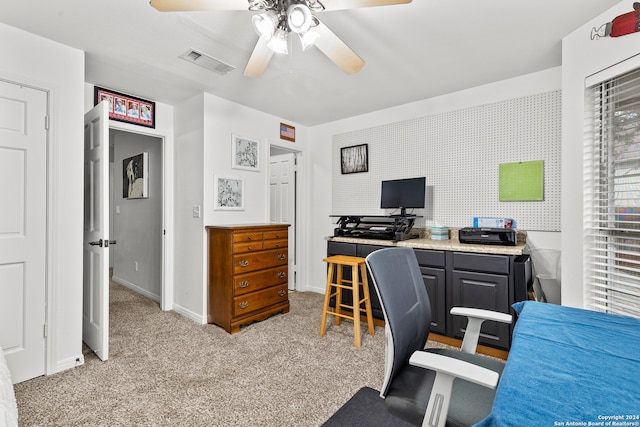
0, 346, 18, 427
475, 301, 640, 426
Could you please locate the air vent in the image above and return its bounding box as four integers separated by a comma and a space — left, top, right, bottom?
179, 48, 235, 75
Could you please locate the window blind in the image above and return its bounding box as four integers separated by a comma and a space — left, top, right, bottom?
585, 67, 640, 318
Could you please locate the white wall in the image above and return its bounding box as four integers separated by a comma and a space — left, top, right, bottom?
0, 22, 85, 374
173, 92, 308, 323
173, 93, 205, 321
307, 68, 563, 294
562, 0, 637, 308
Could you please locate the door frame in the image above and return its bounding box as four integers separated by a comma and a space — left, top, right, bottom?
268, 143, 306, 292
108, 122, 173, 310
0, 76, 55, 376
0, 77, 49, 381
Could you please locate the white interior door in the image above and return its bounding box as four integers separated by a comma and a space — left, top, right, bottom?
269, 153, 296, 290
83, 101, 109, 361
0, 80, 47, 383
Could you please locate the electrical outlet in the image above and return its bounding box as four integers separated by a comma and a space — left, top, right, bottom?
134, 261, 139, 272
193, 205, 201, 218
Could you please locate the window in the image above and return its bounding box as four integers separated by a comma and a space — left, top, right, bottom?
585, 67, 640, 318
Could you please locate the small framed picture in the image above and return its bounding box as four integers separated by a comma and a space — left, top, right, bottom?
232, 134, 260, 172
341, 144, 369, 174
214, 175, 244, 211
280, 122, 295, 142
122, 152, 149, 199
94, 86, 155, 128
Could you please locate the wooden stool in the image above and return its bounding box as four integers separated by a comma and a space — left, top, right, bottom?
320, 255, 375, 348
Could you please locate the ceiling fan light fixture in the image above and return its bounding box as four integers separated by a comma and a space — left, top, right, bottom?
251, 10, 278, 39
267, 28, 289, 54
287, 4, 312, 34
298, 29, 319, 51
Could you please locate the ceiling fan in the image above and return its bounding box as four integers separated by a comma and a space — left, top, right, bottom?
149, 0, 412, 77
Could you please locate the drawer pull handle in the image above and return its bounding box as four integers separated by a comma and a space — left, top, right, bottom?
277, 254, 286, 260
278, 290, 286, 297
247, 236, 252, 240
275, 234, 280, 238
247, 246, 253, 250
275, 243, 280, 247
278, 272, 286, 279
239, 260, 249, 267
239, 301, 249, 309
239, 281, 249, 288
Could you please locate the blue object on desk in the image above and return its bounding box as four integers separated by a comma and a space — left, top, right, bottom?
475, 301, 640, 427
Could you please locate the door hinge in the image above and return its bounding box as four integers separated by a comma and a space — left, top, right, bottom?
44, 115, 50, 130
43, 323, 48, 338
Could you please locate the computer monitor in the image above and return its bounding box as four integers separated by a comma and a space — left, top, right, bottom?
380, 177, 426, 216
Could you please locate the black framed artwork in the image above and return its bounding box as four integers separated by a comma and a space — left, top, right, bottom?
341, 144, 369, 174
122, 152, 149, 199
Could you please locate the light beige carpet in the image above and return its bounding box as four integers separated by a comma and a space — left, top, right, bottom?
14, 282, 450, 426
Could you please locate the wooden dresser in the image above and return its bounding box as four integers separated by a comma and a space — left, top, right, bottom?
206, 224, 290, 333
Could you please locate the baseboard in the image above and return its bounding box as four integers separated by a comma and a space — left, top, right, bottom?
307, 284, 326, 294
172, 304, 207, 325
52, 353, 84, 375
111, 276, 160, 303
112, 275, 205, 324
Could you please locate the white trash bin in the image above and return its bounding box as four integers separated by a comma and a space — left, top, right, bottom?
529, 249, 561, 305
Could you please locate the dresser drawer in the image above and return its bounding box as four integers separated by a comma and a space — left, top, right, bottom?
264, 239, 287, 250
264, 229, 288, 241
233, 284, 288, 317
233, 241, 264, 254
233, 248, 288, 274
233, 266, 288, 296
234, 232, 264, 243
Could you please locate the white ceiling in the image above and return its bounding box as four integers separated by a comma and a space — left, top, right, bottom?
0, 0, 622, 126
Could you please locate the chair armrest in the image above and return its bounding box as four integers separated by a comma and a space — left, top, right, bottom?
409, 352, 499, 427
450, 307, 512, 354
450, 307, 513, 324
409, 352, 499, 388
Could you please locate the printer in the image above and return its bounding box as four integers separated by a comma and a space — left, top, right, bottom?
458, 227, 517, 246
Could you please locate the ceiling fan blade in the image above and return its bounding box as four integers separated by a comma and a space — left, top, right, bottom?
244, 36, 275, 77
319, 0, 412, 11
313, 20, 365, 74
149, 0, 249, 12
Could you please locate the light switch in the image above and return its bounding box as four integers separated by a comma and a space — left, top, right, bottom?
115, 205, 120, 214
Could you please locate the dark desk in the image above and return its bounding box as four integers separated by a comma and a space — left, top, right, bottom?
475, 301, 640, 427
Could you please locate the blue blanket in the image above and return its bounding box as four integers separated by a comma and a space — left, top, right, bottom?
475, 301, 640, 427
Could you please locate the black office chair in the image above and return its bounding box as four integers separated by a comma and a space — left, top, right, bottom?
365, 247, 512, 427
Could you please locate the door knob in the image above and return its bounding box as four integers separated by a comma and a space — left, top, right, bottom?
88, 239, 103, 247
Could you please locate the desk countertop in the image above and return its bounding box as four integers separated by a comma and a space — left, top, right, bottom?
327, 235, 526, 256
